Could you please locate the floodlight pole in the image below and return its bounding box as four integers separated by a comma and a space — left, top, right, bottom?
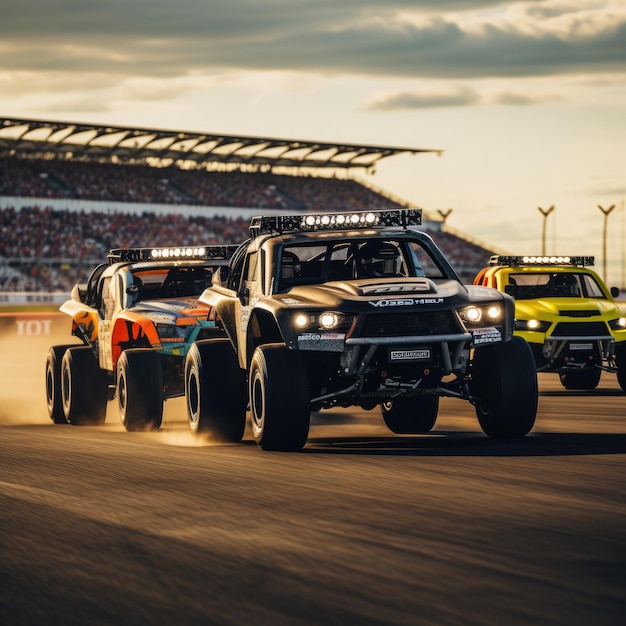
620, 200, 626, 291
598, 204, 616, 282
437, 209, 453, 228
537, 205, 555, 256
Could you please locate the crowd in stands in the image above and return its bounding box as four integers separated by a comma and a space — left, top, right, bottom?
0, 206, 493, 291
0, 157, 404, 211
0, 157, 494, 291
428, 229, 494, 280
0, 206, 251, 291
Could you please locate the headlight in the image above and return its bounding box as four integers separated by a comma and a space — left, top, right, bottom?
293, 311, 353, 332
155, 323, 193, 339
463, 306, 482, 323
515, 319, 551, 332
609, 317, 626, 331
294, 313, 310, 329
459, 304, 504, 325
485, 305, 502, 321
319, 312, 340, 329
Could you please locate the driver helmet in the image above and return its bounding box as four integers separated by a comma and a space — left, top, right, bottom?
358, 241, 401, 277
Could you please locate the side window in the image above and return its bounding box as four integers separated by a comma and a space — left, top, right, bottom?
241, 251, 260, 301
409, 242, 441, 278
582, 274, 605, 298
86, 263, 108, 307
100, 277, 115, 319
259, 248, 266, 294
227, 249, 247, 291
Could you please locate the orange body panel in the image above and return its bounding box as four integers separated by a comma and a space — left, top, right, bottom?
111, 311, 162, 368
71, 309, 99, 342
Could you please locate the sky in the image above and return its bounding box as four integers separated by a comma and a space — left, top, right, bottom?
1, 0, 625, 284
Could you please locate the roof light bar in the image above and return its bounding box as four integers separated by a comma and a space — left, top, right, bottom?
108, 245, 240, 265
249, 209, 422, 238
489, 255, 594, 267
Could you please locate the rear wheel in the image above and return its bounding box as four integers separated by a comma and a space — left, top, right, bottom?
46, 344, 78, 424
185, 339, 246, 442
559, 368, 601, 390
249, 344, 310, 451
61, 346, 108, 426
471, 337, 537, 438
381, 395, 439, 434
117, 349, 163, 431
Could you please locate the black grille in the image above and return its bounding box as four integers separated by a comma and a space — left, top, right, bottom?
558, 310, 600, 317
361, 311, 460, 337
552, 321, 609, 337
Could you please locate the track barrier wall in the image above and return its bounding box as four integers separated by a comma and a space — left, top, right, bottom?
0, 310, 70, 339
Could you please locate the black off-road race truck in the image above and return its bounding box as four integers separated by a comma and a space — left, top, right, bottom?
185, 209, 538, 451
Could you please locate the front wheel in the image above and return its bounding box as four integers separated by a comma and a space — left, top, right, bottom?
471, 337, 537, 438
381, 395, 439, 434
61, 346, 108, 426
559, 368, 601, 390
185, 339, 247, 442
117, 349, 163, 431
249, 344, 310, 451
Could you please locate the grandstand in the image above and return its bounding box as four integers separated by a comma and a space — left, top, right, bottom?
0, 117, 496, 293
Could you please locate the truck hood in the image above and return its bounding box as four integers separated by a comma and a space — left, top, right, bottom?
275, 277, 469, 308
515, 297, 620, 319
130, 297, 209, 322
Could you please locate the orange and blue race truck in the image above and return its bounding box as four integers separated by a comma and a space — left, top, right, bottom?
474, 255, 626, 391
45, 245, 239, 430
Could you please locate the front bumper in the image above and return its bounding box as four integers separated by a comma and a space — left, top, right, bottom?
520, 331, 617, 373
308, 331, 477, 407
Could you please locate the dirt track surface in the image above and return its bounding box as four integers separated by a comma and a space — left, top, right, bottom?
1, 318, 626, 625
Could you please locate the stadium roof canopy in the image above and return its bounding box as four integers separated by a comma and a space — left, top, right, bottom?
0, 116, 441, 172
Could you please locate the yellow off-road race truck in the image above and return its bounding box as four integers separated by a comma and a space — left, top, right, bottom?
474, 255, 626, 391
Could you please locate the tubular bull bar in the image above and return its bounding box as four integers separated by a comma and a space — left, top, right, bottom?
309, 332, 474, 406
541, 335, 617, 373
344, 333, 473, 376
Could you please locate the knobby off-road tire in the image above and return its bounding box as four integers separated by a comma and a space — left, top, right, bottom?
61, 346, 108, 426
381, 395, 439, 434
471, 336, 538, 438
185, 339, 246, 442
559, 368, 601, 390
46, 344, 79, 424
117, 349, 163, 431
249, 343, 310, 451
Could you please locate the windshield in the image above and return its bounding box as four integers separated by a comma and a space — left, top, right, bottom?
276, 238, 442, 292
508, 272, 606, 300
129, 265, 214, 301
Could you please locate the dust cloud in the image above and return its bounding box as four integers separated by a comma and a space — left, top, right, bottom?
0, 310, 226, 443
0, 312, 71, 425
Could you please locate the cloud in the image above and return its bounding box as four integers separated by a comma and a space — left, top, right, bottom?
366, 84, 564, 110
0, 72, 120, 96
366, 86, 481, 110
33, 97, 115, 114
490, 91, 564, 105
0, 0, 624, 81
